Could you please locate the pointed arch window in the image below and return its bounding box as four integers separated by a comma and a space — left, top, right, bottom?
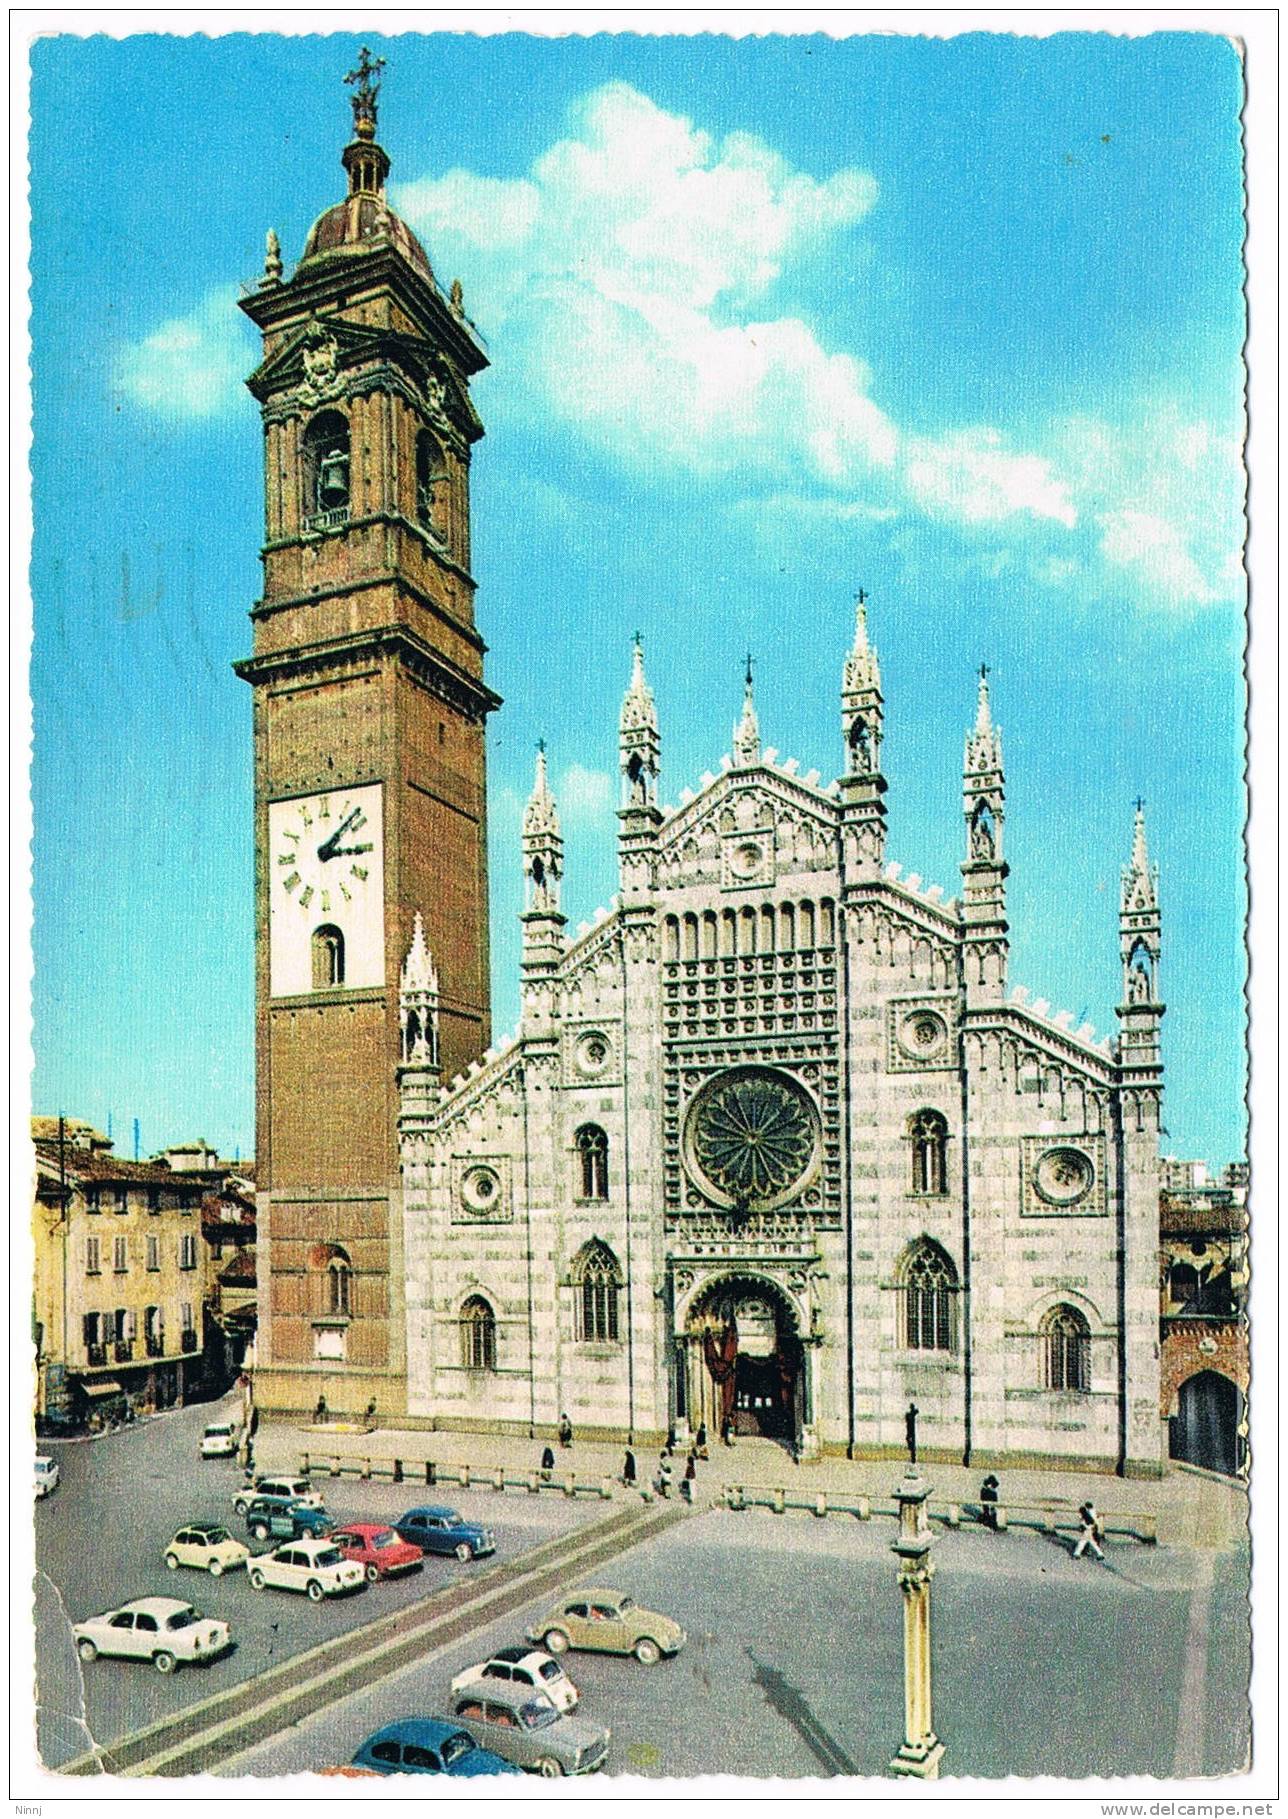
312, 924, 345, 990
460, 1295, 496, 1372
328, 1254, 353, 1318
575, 1125, 609, 1202
302, 409, 350, 530
573, 1242, 622, 1344
899, 1240, 957, 1352
909, 1110, 949, 1196
1042, 1304, 1090, 1392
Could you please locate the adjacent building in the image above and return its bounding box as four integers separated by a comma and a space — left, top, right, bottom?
1159, 1159, 1248, 1476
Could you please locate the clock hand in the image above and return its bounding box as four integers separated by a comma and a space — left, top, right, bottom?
317, 808, 362, 862
331, 842, 374, 858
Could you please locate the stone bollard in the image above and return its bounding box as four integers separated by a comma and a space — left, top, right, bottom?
771, 1488, 786, 1514
599, 1478, 613, 1500
299, 1453, 311, 1475
944, 1505, 961, 1529
814, 1493, 829, 1518
361, 1458, 372, 1480
460, 1464, 471, 1489
330, 1457, 342, 1478
393, 1458, 403, 1483
856, 1494, 871, 1521
726, 1485, 745, 1511
564, 1474, 577, 1498
527, 1471, 540, 1494
995, 1507, 1008, 1532
492, 1467, 505, 1492
424, 1460, 436, 1486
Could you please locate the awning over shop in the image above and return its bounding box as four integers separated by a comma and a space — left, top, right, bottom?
81, 1378, 124, 1398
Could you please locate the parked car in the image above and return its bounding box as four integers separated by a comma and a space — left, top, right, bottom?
243, 1497, 334, 1543
332, 1522, 423, 1582
346, 1719, 522, 1778
393, 1505, 495, 1562
526, 1588, 686, 1665
232, 1475, 322, 1516
451, 1646, 579, 1712
449, 1682, 610, 1777
164, 1523, 251, 1577
247, 1537, 366, 1601
34, 1455, 60, 1498
200, 1420, 240, 1459
72, 1598, 232, 1674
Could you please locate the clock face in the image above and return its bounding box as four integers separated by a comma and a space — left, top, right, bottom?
268, 785, 385, 996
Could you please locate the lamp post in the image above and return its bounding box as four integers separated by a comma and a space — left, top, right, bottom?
889, 1470, 944, 1780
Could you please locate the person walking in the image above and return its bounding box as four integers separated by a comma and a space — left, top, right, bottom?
314, 1394, 328, 1426
622, 1447, 637, 1488
980, 1473, 1000, 1531
655, 1453, 673, 1499
664, 1425, 677, 1457
682, 1451, 698, 1503
721, 1414, 735, 1448
905, 1401, 919, 1465
558, 1411, 573, 1448
1073, 1498, 1106, 1560
540, 1444, 556, 1483
695, 1422, 709, 1460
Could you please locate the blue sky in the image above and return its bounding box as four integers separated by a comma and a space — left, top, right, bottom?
26, 29, 1248, 1166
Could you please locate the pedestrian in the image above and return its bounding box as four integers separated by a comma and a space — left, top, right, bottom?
364, 1397, 377, 1432
664, 1425, 677, 1457
1073, 1499, 1106, 1560
314, 1394, 328, 1426
655, 1453, 673, 1499
622, 1447, 637, 1488
558, 1411, 573, 1448
905, 1401, 919, 1465
682, 1452, 697, 1503
540, 1444, 555, 1482
721, 1414, 735, 1448
243, 1440, 255, 1479
695, 1422, 709, 1460
980, 1473, 1000, 1531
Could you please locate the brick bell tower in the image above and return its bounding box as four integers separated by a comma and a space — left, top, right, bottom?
235, 50, 498, 1417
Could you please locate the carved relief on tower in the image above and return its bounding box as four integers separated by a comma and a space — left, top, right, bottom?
450, 1154, 513, 1224
1020, 1133, 1107, 1217
561, 1020, 621, 1087
721, 827, 775, 890
886, 995, 957, 1072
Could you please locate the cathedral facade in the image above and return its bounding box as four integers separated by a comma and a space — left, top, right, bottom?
243, 63, 1164, 1474
397, 626, 1165, 1476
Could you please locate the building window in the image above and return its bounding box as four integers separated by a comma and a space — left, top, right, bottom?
460, 1295, 496, 1372
85, 1189, 100, 1213
113, 1188, 128, 1215
146, 1235, 160, 1272
312, 924, 345, 990
113, 1235, 128, 1274
572, 1242, 622, 1343
909, 1110, 949, 1196
1042, 1304, 1091, 1392
575, 1125, 609, 1201
302, 408, 350, 528
899, 1240, 957, 1352
85, 1236, 101, 1275
328, 1256, 353, 1317
147, 1188, 161, 1213
82, 1312, 102, 1359
179, 1234, 197, 1271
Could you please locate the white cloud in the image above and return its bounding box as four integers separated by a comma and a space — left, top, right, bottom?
114, 284, 249, 419
558, 763, 615, 823
903, 428, 1078, 530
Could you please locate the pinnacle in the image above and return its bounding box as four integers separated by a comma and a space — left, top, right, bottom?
733, 656, 761, 766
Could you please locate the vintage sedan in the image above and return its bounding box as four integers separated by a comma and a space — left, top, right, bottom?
73, 1598, 232, 1674
200, 1420, 240, 1459
232, 1475, 323, 1517
347, 1719, 521, 1778
34, 1455, 60, 1498
393, 1505, 495, 1562
247, 1538, 366, 1601
244, 1498, 333, 1543
451, 1646, 579, 1712
449, 1683, 610, 1777
332, 1523, 424, 1582
526, 1587, 686, 1665
164, 1523, 251, 1576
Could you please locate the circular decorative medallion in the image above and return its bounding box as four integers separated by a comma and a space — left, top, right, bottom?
574, 1031, 611, 1078
684, 1067, 821, 1212
1033, 1147, 1095, 1206
460, 1165, 502, 1215
728, 841, 765, 881
899, 1009, 948, 1060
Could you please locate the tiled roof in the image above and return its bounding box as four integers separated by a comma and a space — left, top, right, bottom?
32, 1142, 180, 1188
1159, 1193, 1247, 1236
218, 1248, 257, 1285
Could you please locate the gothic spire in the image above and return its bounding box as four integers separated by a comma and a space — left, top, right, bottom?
843, 588, 881, 696
965, 664, 1003, 775
733, 654, 761, 767
620, 634, 658, 738
524, 741, 562, 843
619, 634, 661, 810
399, 911, 440, 1069
400, 910, 439, 997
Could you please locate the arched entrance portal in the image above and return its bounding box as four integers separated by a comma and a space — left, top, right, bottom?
1170, 1369, 1246, 1477
681, 1276, 805, 1450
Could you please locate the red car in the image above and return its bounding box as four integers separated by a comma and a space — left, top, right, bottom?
332, 1523, 424, 1582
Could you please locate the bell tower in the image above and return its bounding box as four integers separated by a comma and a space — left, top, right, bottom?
235, 51, 499, 1417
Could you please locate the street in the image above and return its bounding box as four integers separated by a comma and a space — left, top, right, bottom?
34, 1397, 1251, 1782
33, 1393, 601, 1770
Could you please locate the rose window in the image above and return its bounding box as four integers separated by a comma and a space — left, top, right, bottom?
1034, 1147, 1095, 1206
685, 1067, 820, 1212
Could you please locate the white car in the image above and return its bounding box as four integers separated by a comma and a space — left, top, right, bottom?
73, 1598, 232, 1674
164, 1523, 251, 1576
200, 1421, 240, 1458
34, 1456, 59, 1498
451, 1646, 580, 1713
248, 1538, 366, 1601
232, 1475, 322, 1515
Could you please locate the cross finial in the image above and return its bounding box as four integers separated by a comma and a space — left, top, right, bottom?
744, 651, 754, 687
345, 46, 386, 136
979, 662, 990, 682
857, 586, 867, 607
536, 736, 546, 756
1133, 795, 1145, 815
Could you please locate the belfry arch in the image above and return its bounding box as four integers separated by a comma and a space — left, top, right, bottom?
677, 1273, 810, 1453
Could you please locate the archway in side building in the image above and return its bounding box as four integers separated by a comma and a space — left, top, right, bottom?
1170, 1369, 1245, 1477
682, 1275, 804, 1450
